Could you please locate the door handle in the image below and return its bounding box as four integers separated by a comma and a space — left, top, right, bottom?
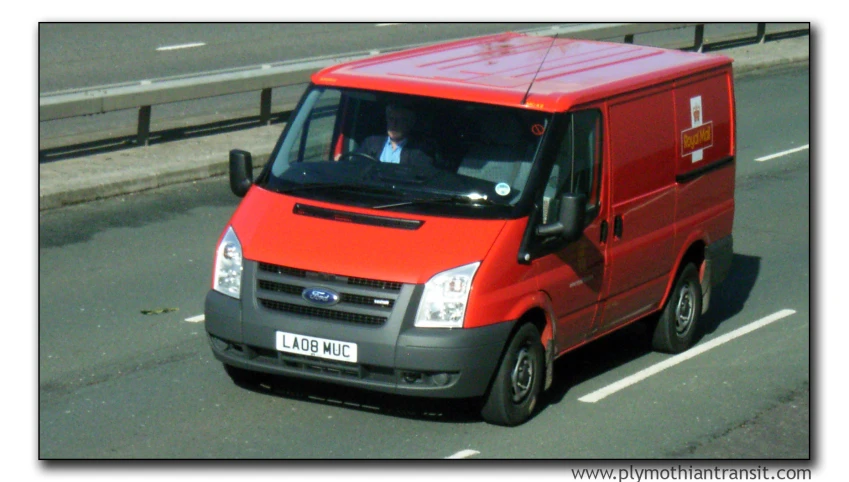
613, 215, 623, 238
600, 220, 608, 243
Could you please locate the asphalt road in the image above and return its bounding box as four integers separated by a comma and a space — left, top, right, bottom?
40, 23, 784, 92
38, 23, 560, 146
39, 23, 566, 92
38, 23, 792, 149
38, 66, 810, 459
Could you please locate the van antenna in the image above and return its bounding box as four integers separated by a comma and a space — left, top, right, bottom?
521, 34, 559, 105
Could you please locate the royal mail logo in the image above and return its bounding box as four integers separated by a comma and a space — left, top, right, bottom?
683, 95, 712, 163
681, 122, 713, 157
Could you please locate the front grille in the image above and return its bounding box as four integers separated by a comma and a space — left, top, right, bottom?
342, 293, 395, 308
258, 280, 303, 296
258, 280, 396, 309
259, 263, 307, 278
255, 262, 404, 327
259, 299, 387, 326
348, 277, 403, 291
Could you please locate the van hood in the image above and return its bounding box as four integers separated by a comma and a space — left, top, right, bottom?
228, 187, 508, 285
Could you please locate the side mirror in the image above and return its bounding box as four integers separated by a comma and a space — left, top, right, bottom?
229, 149, 253, 197
535, 193, 587, 243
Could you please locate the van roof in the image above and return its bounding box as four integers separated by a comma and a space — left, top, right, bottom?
312, 32, 732, 112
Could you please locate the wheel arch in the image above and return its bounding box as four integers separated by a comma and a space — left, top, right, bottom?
476, 288, 558, 395
661, 238, 707, 309
515, 302, 556, 392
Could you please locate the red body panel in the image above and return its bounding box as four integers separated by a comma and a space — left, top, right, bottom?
532, 214, 607, 350
314, 33, 731, 113
229, 187, 506, 285
463, 219, 539, 329
598, 87, 677, 330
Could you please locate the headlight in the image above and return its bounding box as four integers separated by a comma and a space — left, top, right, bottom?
213, 226, 243, 299
414, 262, 480, 328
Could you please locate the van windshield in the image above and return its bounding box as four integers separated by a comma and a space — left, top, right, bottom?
260, 86, 550, 218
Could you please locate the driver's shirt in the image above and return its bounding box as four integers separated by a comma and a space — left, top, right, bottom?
379, 137, 407, 164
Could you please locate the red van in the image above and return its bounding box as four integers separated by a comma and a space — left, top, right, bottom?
205, 32, 735, 426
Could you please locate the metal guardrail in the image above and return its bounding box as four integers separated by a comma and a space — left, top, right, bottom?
39, 23, 808, 148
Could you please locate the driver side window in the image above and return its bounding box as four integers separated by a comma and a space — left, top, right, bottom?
543, 109, 603, 224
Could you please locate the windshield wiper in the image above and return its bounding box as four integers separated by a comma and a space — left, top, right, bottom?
278, 182, 401, 197
372, 192, 499, 210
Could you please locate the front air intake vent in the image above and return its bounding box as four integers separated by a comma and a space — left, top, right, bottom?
293, 203, 424, 230
258, 299, 388, 326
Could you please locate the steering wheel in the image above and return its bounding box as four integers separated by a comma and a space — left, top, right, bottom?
337, 151, 379, 163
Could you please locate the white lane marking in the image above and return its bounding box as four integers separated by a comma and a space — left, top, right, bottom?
446, 449, 480, 459
184, 314, 205, 323
755, 144, 809, 162
578, 309, 797, 403
376, 23, 402, 27
156, 42, 206, 52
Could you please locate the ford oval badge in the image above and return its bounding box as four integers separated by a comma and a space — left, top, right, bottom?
302, 287, 340, 306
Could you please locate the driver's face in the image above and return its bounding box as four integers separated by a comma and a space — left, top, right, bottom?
386, 106, 415, 142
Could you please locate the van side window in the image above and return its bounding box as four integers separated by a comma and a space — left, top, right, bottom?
543, 109, 603, 224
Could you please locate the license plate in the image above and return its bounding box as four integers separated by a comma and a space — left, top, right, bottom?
275, 331, 358, 363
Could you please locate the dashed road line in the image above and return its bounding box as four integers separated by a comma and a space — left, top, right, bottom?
578, 309, 797, 403
446, 449, 480, 459
755, 144, 809, 162
184, 314, 205, 323
156, 42, 206, 52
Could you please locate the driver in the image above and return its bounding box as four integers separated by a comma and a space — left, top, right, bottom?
353, 103, 436, 168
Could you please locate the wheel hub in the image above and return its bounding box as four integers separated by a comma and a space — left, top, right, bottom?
510, 347, 534, 403
675, 284, 695, 335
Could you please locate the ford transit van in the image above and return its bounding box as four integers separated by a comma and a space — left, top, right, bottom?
205, 32, 735, 426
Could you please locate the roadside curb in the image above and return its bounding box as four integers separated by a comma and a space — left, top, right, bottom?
39, 126, 281, 211
731, 45, 810, 78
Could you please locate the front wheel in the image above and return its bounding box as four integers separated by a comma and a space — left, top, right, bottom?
651, 263, 703, 354
480, 323, 544, 426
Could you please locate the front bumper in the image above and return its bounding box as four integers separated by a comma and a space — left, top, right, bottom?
204, 263, 514, 398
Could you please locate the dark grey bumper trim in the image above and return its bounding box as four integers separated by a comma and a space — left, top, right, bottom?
205, 288, 516, 398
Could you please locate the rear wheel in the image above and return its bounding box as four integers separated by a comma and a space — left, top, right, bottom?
652, 263, 702, 353
481, 323, 544, 426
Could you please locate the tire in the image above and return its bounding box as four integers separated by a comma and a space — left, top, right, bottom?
224, 364, 266, 387
651, 263, 703, 354
480, 323, 544, 426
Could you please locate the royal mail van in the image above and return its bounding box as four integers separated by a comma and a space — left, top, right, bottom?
205, 32, 735, 426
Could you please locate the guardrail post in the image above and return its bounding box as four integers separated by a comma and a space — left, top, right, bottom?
756, 23, 767, 44
260, 88, 272, 125
693, 24, 705, 52
137, 105, 151, 146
